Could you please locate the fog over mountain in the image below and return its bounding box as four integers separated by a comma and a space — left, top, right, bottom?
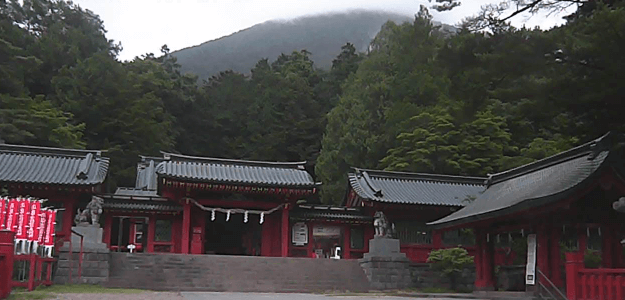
172, 10, 415, 80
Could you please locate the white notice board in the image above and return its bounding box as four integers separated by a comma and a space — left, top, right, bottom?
292, 222, 308, 246
526, 234, 537, 285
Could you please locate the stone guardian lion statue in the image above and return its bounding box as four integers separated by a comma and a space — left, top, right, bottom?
74, 196, 104, 227
373, 211, 395, 238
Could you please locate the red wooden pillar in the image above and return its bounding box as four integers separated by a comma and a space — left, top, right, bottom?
537, 223, 551, 283
103, 214, 112, 246
550, 224, 563, 287
147, 215, 156, 253
565, 252, 583, 300
281, 205, 290, 257
432, 230, 443, 249
601, 225, 613, 268
475, 229, 495, 290
343, 225, 351, 259
62, 200, 76, 238
181, 200, 192, 254
261, 214, 273, 257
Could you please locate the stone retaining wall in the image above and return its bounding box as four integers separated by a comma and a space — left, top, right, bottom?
409, 263, 475, 292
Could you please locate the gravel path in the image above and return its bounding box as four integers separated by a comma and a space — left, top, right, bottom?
51, 292, 184, 300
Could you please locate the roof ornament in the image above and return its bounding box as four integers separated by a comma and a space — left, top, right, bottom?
484, 174, 494, 188
613, 197, 625, 213
362, 171, 383, 197
76, 153, 93, 180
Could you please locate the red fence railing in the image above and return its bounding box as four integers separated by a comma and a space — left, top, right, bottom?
566, 252, 625, 300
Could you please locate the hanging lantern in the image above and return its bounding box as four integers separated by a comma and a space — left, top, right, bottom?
508, 233, 512, 243
521, 229, 524, 237
563, 225, 566, 234
496, 234, 500, 244
487, 233, 490, 242
211, 209, 216, 221
598, 227, 602, 236
260, 213, 264, 224
226, 210, 231, 222
244, 211, 248, 223
587, 227, 590, 237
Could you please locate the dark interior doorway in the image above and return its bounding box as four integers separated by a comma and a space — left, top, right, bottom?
205, 213, 262, 256
110, 216, 148, 252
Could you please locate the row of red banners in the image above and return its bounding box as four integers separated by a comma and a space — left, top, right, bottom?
0, 197, 57, 255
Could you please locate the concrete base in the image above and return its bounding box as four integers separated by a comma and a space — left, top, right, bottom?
63, 226, 108, 252
54, 226, 109, 285
363, 237, 406, 260
360, 238, 411, 290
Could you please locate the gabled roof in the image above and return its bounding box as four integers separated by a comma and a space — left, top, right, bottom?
0, 144, 109, 186
347, 168, 486, 207
429, 132, 624, 229
102, 198, 182, 212
135, 156, 164, 191
155, 152, 320, 188
290, 205, 372, 222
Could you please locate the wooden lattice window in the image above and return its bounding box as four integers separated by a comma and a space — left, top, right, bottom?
154, 219, 172, 242
395, 221, 431, 245
442, 229, 475, 246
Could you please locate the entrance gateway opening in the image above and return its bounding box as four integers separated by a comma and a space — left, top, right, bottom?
204, 213, 262, 256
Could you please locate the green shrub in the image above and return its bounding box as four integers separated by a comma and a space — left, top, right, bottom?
428, 247, 474, 291
584, 250, 602, 269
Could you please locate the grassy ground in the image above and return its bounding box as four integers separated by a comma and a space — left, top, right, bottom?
8, 284, 144, 300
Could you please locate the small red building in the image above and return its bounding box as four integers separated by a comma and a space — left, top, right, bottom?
0, 144, 109, 242
344, 168, 487, 262
100, 153, 321, 257
429, 132, 625, 298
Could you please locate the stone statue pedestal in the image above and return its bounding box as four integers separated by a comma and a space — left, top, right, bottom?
364, 237, 406, 260
359, 237, 412, 290
55, 226, 109, 285
63, 226, 108, 252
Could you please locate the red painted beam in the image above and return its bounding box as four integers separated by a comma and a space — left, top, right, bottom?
193, 199, 282, 210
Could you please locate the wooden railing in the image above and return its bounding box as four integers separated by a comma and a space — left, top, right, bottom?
566, 252, 625, 300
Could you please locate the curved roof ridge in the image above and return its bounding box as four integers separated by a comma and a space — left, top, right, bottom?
160, 151, 307, 169
352, 167, 486, 185
487, 132, 614, 185
0, 143, 105, 158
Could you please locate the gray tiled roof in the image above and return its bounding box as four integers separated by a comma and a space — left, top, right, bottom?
102, 199, 182, 212
348, 168, 486, 207
429, 132, 622, 229
135, 156, 164, 191
155, 152, 319, 188
0, 144, 109, 186
291, 205, 372, 222
114, 187, 160, 197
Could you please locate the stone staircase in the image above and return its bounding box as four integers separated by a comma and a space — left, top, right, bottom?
105, 253, 370, 293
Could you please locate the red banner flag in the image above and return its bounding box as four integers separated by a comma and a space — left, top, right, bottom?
6, 198, 18, 232
16, 198, 29, 240
37, 209, 48, 244
27, 200, 41, 242
44, 210, 56, 247
0, 198, 6, 230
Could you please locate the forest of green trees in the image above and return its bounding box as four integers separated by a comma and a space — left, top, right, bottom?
1, 0, 624, 204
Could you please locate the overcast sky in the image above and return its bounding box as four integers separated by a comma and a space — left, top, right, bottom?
72, 0, 576, 61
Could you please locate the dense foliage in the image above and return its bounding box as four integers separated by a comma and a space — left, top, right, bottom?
2, 0, 624, 202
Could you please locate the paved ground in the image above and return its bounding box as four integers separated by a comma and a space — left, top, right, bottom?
181, 292, 475, 300
51, 292, 479, 300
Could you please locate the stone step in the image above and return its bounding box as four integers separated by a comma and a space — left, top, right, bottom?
106, 252, 370, 292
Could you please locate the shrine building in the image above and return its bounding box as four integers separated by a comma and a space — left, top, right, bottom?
344, 168, 510, 263
0, 144, 109, 243
429, 132, 625, 298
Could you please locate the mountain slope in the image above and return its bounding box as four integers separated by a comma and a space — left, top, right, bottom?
172, 10, 412, 80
